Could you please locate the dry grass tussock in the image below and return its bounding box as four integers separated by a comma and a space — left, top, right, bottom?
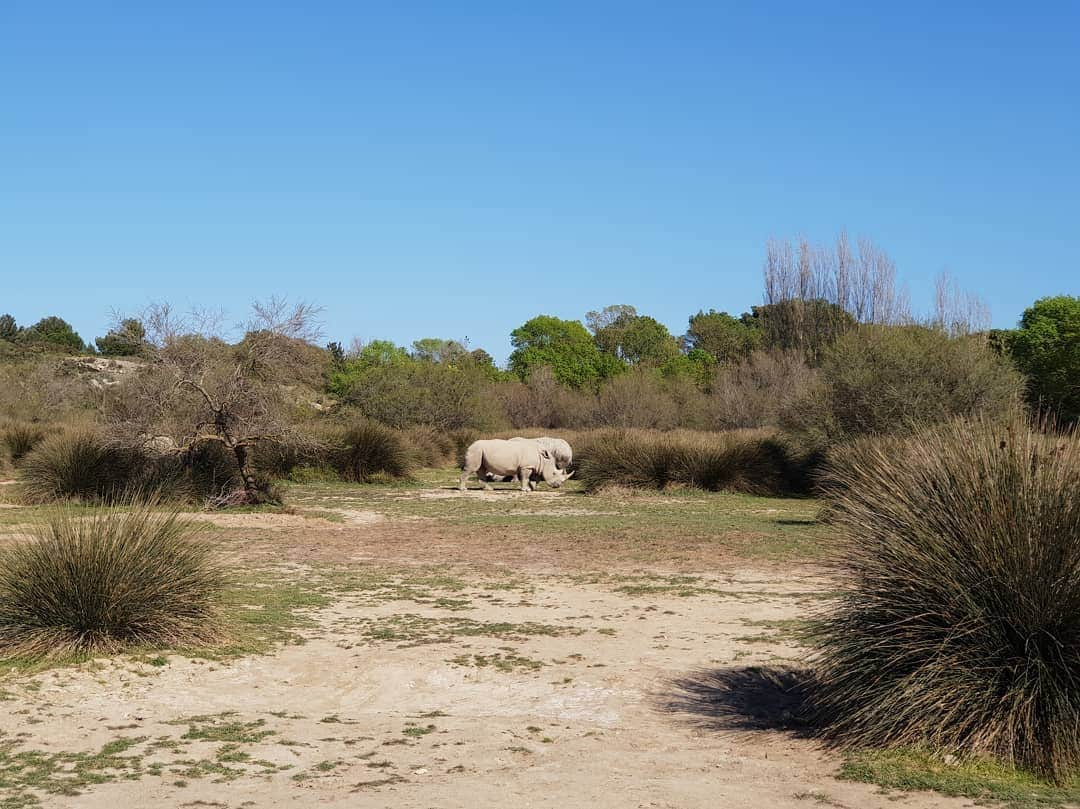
0, 420, 47, 464
574, 428, 817, 495
0, 502, 223, 659
811, 412, 1080, 782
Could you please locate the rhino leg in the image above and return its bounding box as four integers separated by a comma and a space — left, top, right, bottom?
518, 467, 531, 493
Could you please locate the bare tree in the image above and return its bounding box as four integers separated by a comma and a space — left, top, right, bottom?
107, 298, 322, 504
764, 232, 911, 326
933, 271, 991, 335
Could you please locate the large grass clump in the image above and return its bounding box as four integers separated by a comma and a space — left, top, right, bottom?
574, 429, 811, 495
0, 504, 222, 658
334, 420, 415, 483
811, 413, 1080, 782
18, 427, 142, 503
1, 420, 47, 464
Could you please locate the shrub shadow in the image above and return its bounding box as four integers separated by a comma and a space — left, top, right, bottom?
660, 665, 819, 737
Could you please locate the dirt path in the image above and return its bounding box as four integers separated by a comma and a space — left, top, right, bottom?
0, 566, 968, 808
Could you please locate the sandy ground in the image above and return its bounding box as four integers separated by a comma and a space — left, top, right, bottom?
0, 489, 975, 809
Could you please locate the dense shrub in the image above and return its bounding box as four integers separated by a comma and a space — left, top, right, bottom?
178, 440, 268, 505
575, 429, 809, 495
709, 350, 817, 430
593, 370, 680, 429
496, 366, 593, 429
335, 421, 414, 482
16, 426, 268, 506
783, 325, 1022, 445
811, 414, 1080, 781
336, 358, 504, 431
1, 421, 47, 464
402, 425, 459, 468
0, 504, 222, 658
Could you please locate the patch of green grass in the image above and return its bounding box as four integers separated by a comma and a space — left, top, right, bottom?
215, 744, 251, 764
402, 724, 436, 738
168, 758, 247, 782
840, 748, 1080, 808
215, 578, 330, 657
0, 567, 330, 675
349, 614, 582, 646
0, 735, 147, 805
792, 791, 843, 806
449, 652, 544, 672
734, 633, 776, 644
172, 713, 275, 744
282, 476, 828, 562
352, 773, 407, 789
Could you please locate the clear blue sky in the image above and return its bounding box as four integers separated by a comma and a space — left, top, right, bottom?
2, 1, 1077, 361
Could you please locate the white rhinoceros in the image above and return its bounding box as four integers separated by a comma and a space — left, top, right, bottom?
460, 439, 573, 493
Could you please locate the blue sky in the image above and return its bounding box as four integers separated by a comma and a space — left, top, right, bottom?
1, 1, 1077, 361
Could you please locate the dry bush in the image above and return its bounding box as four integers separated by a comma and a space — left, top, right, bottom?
0, 503, 222, 659
594, 371, 678, 429
811, 413, 1080, 781
708, 350, 818, 430
496, 366, 594, 429
574, 428, 806, 495
402, 425, 459, 468
104, 299, 322, 505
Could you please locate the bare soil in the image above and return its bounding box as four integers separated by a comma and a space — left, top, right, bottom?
0, 483, 972, 809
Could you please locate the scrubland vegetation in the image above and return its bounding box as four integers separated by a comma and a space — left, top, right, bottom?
0, 233, 1078, 804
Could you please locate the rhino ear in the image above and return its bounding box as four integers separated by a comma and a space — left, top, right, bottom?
539, 449, 552, 459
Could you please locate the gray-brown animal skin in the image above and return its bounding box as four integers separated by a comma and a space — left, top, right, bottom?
492, 436, 574, 486
510, 436, 572, 470
460, 439, 573, 493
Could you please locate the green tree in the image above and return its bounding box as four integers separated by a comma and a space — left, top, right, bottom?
411, 338, 468, 364
0, 314, 17, 342
19, 316, 86, 353
326, 340, 410, 397
617, 316, 680, 364
95, 318, 148, 357
586, 304, 638, 355
746, 300, 856, 360
587, 305, 679, 364
1007, 295, 1080, 422
326, 341, 346, 368
660, 347, 716, 388
684, 310, 760, 364
509, 315, 623, 388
